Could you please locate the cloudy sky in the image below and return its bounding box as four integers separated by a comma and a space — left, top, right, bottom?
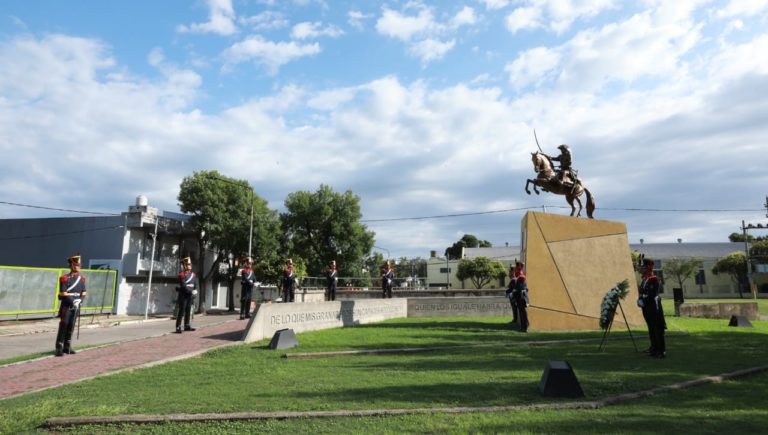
1, 0, 767, 259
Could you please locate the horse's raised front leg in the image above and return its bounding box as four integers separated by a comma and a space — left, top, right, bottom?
525, 179, 532, 195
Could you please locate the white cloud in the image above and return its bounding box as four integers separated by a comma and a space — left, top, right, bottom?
375, 4, 475, 64
221, 36, 321, 74
291, 21, 344, 39
409, 38, 456, 64
238, 11, 289, 30
504, 5, 706, 92
505, 0, 615, 34
713, 0, 768, 18
176, 0, 237, 36
504, 47, 560, 89
450, 6, 478, 28
348, 10, 372, 30
376, 6, 437, 41
478, 0, 510, 10
505, 6, 542, 33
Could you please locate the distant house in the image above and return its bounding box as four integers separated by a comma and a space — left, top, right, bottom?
425, 242, 765, 297
0, 197, 221, 317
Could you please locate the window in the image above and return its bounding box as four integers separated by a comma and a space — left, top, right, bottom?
695, 269, 706, 285
439, 267, 451, 273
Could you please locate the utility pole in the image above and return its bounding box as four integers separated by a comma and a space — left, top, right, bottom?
144, 216, 159, 320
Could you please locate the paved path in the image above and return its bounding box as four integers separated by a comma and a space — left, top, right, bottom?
0, 314, 247, 400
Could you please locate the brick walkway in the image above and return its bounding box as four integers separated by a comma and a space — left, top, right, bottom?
0, 320, 246, 400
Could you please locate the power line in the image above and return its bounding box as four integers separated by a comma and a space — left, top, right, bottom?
361, 206, 766, 223
0, 200, 119, 216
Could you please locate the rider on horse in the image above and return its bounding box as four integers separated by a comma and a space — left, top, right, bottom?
549, 144, 579, 188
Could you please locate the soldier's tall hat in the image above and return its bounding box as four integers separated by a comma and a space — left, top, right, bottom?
67, 252, 81, 265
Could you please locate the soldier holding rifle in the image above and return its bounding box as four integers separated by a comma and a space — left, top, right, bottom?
55, 253, 86, 356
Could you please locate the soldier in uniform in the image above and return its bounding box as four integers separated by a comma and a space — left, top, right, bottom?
550, 144, 575, 186
326, 260, 338, 301
175, 257, 198, 333
505, 264, 518, 324
513, 261, 529, 333
381, 260, 394, 299
282, 258, 296, 303
638, 257, 666, 358
240, 257, 255, 319
55, 253, 87, 356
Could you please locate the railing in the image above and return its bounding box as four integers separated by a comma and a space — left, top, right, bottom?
298, 276, 427, 290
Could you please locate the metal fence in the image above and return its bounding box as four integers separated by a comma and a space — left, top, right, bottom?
299, 276, 427, 290
0, 266, 117, 320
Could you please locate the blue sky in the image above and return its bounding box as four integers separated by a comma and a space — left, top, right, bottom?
1, 0, 768, 259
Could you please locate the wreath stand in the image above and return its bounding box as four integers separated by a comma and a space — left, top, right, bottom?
598, 300, 638, 352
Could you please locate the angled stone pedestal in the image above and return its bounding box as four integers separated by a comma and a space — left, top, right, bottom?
521, 211, 645, 331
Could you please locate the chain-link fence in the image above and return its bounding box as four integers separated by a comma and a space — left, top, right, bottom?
0, 266, 117, 320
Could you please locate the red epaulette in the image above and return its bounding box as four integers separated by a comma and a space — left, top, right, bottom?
647, 276, 659, 284
178, 272, 185, 280
60, 275, 68, 283
81, 275, 87, 283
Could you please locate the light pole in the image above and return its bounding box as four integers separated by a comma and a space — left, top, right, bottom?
144, 217, 159, 320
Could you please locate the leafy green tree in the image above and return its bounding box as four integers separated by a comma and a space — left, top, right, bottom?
750, 240, 768, 265
281, 184, 375, 276
456, 256, 505, 289
178, 170, 281, 312
662, 256, 703, 294
728, 232, 766, 242
712, 251, 748, 298
444, 234, 492, 260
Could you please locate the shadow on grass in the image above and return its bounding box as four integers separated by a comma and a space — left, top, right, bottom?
202, 330, 244, 341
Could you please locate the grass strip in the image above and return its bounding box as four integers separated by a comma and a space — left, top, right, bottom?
42, 364, 768, 429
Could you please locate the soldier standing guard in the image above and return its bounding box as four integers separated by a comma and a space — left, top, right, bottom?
282, 258, 296, 303
55, 253, 87, 356
381, 260, 394, 299
175, 257, 198, 333
638, 257, 666, 358
326, 260, 338, 301
240, 257, 255, 319
513, 261, 529, 333
505, 264, 518, 325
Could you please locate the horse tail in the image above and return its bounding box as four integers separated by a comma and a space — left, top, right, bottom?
585, 188, 596, 219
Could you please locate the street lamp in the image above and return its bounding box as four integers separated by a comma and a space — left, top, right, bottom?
144, 216, 159, 320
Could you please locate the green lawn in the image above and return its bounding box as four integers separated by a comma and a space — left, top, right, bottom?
1, 315, 767, 434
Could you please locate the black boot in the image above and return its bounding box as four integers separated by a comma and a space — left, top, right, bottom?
55, 345, 64, 357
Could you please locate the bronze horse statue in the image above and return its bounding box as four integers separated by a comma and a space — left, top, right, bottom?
525, 151, 596, 218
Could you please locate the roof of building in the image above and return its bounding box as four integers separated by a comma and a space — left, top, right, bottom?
463, 246, 521, 261
629, 243, 743, 259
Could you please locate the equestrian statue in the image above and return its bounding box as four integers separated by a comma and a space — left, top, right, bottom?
524, 132, 596, 218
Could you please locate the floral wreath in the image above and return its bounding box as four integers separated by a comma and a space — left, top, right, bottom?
599, 279, 630, 330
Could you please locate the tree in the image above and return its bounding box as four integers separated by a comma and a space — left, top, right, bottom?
662, 256, 703, 294
281, 184, 375, 276
444, 234, 492, 260
728, 232, 766, 243
712, 251, 748, 298
456, 256, 505, 289
750, 240, 768, 265
178, 170, 281, 312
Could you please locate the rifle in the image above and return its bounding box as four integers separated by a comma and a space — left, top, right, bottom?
75, 299, 82, 340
